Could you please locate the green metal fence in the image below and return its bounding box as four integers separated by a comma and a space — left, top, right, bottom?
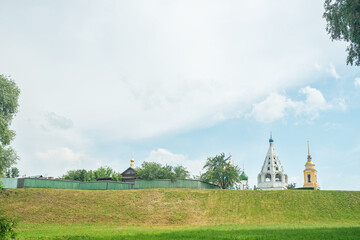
22, 178, 133, 190
107, 182, 133, 190
23, 178, 80, 189
0, 178, 18, 189
134, 179, 218, 189
2, 178, 218, 190
79, 182, 107, 190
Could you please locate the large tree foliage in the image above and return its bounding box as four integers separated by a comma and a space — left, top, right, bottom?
0, 75, 20, 177
61, 166, 122, 182
136, 162, 190, 180
200, 153, 240, 189
323, 0, 360, 65
173, 165, 190, 179
5, 167, 19, 178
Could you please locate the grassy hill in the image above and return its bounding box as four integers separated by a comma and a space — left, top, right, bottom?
1, 188, 360, 226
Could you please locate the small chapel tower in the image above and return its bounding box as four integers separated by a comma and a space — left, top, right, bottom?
121, 156, 137, 183
303, 141, 320, 190
257, 133, 288, 190
239, 165, 249, 190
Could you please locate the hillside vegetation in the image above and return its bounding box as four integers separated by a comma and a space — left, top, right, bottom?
1, 188, 359, 226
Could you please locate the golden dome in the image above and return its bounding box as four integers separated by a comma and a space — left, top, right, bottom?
305, 160, 314, 165
130, 156, 134, 167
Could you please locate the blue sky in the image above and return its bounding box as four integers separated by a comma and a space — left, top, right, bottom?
1, 1, 359, 190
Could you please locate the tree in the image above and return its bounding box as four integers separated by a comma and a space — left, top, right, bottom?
136, 162, 175, 180
92, 166, 122, 181
323, 0, 360, 65
5, 167, 19, 178
0, 75, 20, 177
173, 165, 190, 179
287, 183, 297, 189
200, 153, 241, 189
61, 166, 122, 182
136, 162, 190, 180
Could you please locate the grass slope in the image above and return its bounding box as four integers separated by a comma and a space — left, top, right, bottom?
1, 188, 360, 226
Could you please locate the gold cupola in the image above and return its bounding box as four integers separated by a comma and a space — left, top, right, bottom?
229, 152, 234, 167
130, 155, 135, 168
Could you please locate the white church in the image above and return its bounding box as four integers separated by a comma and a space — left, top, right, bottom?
257, 134, 288, 190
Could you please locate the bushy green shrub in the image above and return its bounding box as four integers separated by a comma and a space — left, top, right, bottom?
0, 182, 16, 239
0, 214, 16, 240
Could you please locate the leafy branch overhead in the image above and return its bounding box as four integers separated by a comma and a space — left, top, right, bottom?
323, 0, 360, 66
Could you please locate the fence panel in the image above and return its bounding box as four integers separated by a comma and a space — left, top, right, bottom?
134, 179, 218, 189
0, 178, 18, 189
134, 179, 175, 189
23, 178, 80, 189
79, 181, 107, 190
107, 182, 133, 190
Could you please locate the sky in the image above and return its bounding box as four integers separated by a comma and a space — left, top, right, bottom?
0, 0, 359, 190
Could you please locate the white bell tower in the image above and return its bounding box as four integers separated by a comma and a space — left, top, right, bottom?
257, 133, 288, 190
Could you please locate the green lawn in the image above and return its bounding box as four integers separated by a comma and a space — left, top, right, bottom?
15, 224, 360, 240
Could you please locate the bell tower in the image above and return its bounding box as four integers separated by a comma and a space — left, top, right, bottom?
303, 141, 320, 190
257, 133, 288, 190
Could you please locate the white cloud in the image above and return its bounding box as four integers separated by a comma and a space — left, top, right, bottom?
43, 112, 73, 130
333, 98, 347, 111
12, 113, 99, 177
145, 148, 205, 176
250, 86, 335, 122
354, 77, 360, 88
36, 147, 81, 164
329, 64, 341, 79
295, 86, 331, 118
33, 148, 82, 177
249, 93, 291, 122
314, 62, 322, 71
30, 146, 104, 178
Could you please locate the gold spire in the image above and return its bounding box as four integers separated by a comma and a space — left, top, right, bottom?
130, 154, 134, 167
306, 141, 314, 165
229, 152, 233, 166
243, 164, 245, 172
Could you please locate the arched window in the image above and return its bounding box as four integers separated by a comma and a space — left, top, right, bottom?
307, 174, 311, 183
275, 174, 281, 182
265, 173, 271, 182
